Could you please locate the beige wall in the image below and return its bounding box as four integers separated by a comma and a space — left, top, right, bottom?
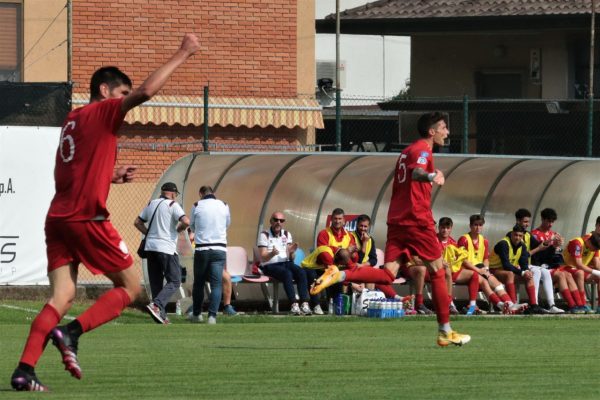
411, 31, 570, 99
22, 0, 67, 82
297, 0, 315, 96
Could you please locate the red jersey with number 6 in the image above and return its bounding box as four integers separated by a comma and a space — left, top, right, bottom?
46, 98, 125, 222
387, 139, 435, 227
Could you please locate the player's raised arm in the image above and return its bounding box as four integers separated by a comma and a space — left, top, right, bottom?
121, 33, 201, 114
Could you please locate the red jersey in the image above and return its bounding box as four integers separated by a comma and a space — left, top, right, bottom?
438, 236, 457, 249
387, 139, 435, 227
531, 228, 555, 244
47, 98, 125, 221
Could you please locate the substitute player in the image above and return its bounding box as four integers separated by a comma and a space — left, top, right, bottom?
10, 34, 201, 391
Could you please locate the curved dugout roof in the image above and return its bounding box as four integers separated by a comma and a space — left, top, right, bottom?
151, 153, 600, 255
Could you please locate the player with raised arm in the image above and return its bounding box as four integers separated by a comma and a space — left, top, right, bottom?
10, 34, 201, 391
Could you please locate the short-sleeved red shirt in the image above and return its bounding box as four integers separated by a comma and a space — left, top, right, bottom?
47, 98, 125, 221
387, 139, 435, 227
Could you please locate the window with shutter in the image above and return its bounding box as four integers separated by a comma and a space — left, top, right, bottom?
0, 2, 22, 82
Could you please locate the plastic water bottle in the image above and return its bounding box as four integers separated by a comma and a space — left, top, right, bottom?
175, 299, 182, 316
329, 297, 334, 315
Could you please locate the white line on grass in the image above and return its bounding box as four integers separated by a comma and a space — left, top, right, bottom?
0, 304, 75, 320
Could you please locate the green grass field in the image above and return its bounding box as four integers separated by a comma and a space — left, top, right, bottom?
2, 301, 600, 399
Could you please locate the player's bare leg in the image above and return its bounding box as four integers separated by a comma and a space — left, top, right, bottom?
11, 264, 78, 391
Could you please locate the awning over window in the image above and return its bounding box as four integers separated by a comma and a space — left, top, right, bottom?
72, 93, 324, 129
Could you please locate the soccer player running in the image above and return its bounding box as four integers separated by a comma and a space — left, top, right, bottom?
10, 34, 201, 391
385, 112, 469, 346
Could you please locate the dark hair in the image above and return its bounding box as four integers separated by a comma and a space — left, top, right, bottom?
589, 232, 600, 249
199, 185, 214, 197
90, 66, 132, 101
469, 214, 485, 225
540, 208, 558, 221
596, 216, 600, 226
438, 217, 453, 227
515, 208, 531, 220
356, 214, 371, 224
417, 112, 448, 138
331, 208, 345, 217
512, 224, 526, 233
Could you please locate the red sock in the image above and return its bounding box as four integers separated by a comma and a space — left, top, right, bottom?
572, 290, 585, 307
500, 293, 512, 303
488, 293, 500, 306
77, 288, 131, 333
526, 285, 537, 305
415, 293, 424, 306
430, 269, 450, 325
579, 290, 587, 304
344, 267, 394, 285
561, 289, 576, 308
20, 303, 61, 367
468, 273, 479, 301
506, 283, 517, 303
375, 284, 397, 298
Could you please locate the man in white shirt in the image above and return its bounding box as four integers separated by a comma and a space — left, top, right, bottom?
188, 186, 230, 324
134, 182, 189, 324
258, 211, 312, 315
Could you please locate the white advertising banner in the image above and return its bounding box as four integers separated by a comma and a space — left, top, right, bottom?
0, 126, 60, 284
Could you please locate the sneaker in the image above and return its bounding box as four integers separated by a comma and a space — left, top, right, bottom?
290, 302, 302, 315
582, 305, 595, 314
417, 303, 434, 315
524, 304, 545, 315
10, 368, 49, 392
310, 265, 343, 295
449, 304, 460, 315
508, 303, 528, 314
146, 303, 166, 324
547, 305, 565, 314
570, 306, 586, 314
187, 312, 203, 323
223, 304, 238, 316
312, 304, 324, 315
163, 317, 171, 325
463, 305, 477, 315
437, 330, 471, 347
49, 326, 82, 380
300, 302, 312, 315
207, 315, 217, 325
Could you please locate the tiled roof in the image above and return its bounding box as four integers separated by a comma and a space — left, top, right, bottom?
331, 0, 594, 20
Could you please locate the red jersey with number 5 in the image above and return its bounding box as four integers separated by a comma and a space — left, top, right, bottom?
387, 139, 435, 227
46, 98, 125, 222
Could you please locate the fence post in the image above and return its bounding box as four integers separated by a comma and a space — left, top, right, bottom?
588, 94, 594, 157
462, 94, 469, 154
335, 88, 342, 151
203, 85, 209, 152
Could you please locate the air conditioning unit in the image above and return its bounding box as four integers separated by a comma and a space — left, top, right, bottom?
316, 60, 346, 90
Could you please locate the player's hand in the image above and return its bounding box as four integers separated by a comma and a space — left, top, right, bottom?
112, 165, 136, 184
180, 33, 201, 56
347, 245, 357, 254
360, 231, 370, 242
288, 242, 298, 253
271, 247, 279, 256
432, 169, 445, 185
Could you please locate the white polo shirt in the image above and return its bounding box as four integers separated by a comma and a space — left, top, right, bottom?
257, 228, 292, 266
139, 197, 186, 255
190, 196, 230, 252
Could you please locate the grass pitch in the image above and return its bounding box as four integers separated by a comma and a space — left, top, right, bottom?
1, 301, 600, 399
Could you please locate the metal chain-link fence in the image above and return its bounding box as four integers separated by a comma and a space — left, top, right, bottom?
318, 94, 599, 157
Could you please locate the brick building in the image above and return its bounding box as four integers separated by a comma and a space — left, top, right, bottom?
7, 0, 322, 181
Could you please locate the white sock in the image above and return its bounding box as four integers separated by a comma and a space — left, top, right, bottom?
439, 323, 451, 333
541, 269, 554, 307
469, 300, 476, 306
